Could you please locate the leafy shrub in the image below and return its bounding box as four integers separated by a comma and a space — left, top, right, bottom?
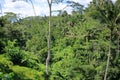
11, 65, 44, 80
0, 55, 13, 73
0, 72, 14, 80
4, 40, 25, 65
0, 55, 14, 79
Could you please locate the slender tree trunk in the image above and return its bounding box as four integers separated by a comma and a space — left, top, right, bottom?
116, 34, 120, 62
104, 30, 112, 80
29, 0, 36, 16
117, 35, 119, 57
0, 4, 3, 17
86, 36, 89, 63
46, 0, 52, 75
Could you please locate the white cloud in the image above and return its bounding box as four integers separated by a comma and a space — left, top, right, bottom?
3, 0, 35, 17
0, 0, 117, 17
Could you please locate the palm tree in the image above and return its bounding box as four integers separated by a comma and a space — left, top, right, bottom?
92, 0, 120, 80
87, 0, 120, 79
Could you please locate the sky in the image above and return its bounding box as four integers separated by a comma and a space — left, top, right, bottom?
0, 0, 117, 17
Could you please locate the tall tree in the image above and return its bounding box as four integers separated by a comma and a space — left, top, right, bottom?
46, 0, 52, 75
46, 0, 64, 75
88, 0, 120, 80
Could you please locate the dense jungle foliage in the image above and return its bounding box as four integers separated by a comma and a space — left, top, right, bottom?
0, 0, 120, 80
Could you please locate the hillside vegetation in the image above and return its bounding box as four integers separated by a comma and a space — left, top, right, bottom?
0, 0, 120, 80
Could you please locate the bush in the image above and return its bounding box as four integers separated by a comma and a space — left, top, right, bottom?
0, 55, 13, 73
11, 65, 44, 80
0, 55, 14, 79
4, 40, 25, 65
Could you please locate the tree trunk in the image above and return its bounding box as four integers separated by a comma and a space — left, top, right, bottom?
29, 0, 36, 16
0, 4, 3, 17
104, 29, 112, 80
46, 0, 52, 75
117, 35, 119, 58
115, 34, 120, 63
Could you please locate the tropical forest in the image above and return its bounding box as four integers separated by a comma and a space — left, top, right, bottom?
0, 0, 120, 80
